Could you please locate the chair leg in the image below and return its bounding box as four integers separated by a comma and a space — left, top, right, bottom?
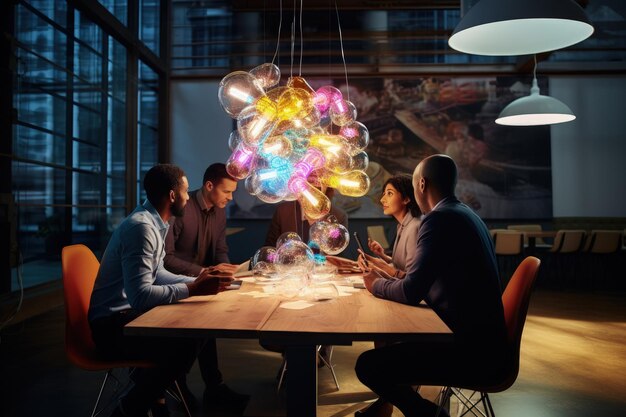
173, 380, 192, 417
91, 371, 112, 417
317, 346, 340, 390
277, 359, 287, 393
452, 389, 492, 417
482, 393, 495, 417
435, 386, 452, 417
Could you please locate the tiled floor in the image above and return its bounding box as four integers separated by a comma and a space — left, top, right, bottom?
1, 289, 625, 417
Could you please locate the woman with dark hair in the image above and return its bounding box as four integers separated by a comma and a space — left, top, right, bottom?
362, 174, 421, 279
328, 174, 421, 279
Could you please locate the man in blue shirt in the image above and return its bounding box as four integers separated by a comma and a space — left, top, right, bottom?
89, 164, 233, 417
355, 155, 507, 417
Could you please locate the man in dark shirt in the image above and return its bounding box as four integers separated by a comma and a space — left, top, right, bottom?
164, 163, 238, 276
163, 163, 247, 409
264, 182, 348, 247
355, 154, 507, 417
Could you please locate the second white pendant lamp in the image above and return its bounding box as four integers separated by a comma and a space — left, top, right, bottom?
448, 0, 594, 56
495, 56, 575, 126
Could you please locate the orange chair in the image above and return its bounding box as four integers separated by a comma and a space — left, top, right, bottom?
436, 256, 541, 417
62, 244, 190, 417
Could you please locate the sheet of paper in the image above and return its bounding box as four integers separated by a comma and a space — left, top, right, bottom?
280, 300, 315, 310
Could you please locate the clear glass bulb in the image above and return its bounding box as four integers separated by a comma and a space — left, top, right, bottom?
218, 71, 266, 118
237, 99, 278, 146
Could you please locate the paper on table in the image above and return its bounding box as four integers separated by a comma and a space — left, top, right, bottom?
233, 260, 252, 277
239, 291, 272, 298
280, 300, 315, 310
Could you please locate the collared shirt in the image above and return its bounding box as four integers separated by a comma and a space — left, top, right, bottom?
164, 189, 230, 276
88, 200, 194, 322
196, 190, 215, 265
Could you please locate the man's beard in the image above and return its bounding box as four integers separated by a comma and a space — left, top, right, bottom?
171, 202, 185, 217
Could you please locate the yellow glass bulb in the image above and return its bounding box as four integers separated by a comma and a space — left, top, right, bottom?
255, 96, 278, 119
261, 135, 293, 158
323, 170, 370, 197
288, 176, 331, 220
277, 88, 313, 120
309, 134, 347, 154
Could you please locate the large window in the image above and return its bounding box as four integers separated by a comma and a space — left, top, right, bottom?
7, 0, 166, 292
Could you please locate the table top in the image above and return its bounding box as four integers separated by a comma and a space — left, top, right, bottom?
125, 279, 452, 344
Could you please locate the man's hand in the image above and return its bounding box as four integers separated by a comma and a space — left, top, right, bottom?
201, 263, 238, 276
362, 270, 380, 294
357, 251, 396, 277
187, 270, 234, 296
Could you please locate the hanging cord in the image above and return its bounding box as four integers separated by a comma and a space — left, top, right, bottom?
299, 0, 304, 76
334, 0, 350, 103
290, 0, 296, 78
271, 0, 283, 67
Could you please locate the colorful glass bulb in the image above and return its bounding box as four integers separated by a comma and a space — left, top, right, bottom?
288, 176, 331, 220
322, 170, 370, 197
226, 143, 256, 180
340, 121, 370, 151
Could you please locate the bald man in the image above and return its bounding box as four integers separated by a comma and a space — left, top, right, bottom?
354, 155, 507, 417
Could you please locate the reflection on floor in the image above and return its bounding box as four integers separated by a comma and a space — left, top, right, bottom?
1, 289, 625, 417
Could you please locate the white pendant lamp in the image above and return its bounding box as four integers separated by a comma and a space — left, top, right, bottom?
449, 0, 594, 56
496, 56, 575, 126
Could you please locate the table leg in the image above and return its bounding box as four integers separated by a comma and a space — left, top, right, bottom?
285, 344, 318, 417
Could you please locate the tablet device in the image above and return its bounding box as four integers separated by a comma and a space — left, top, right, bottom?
225, 280, 242, 290
353, 232, 369, 267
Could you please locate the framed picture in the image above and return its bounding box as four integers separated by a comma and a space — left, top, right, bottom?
229, 76, 552, 219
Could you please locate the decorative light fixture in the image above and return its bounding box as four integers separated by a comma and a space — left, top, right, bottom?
496, 56, 575, 126
449, 0, 594, 56
217, 1, 371, 220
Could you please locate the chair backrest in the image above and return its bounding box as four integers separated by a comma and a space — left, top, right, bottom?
558, 230, 586, 253
507, 224, 543, 245
491, 256, 540, 392
493, 231, 524, 255
502, 257, 541, 348
367, 225, 390, 250
586, 230, 622, 254
62, 244, 103, 370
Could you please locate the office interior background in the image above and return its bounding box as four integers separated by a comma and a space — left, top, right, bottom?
0, 1, 625, 417
2, 0, 625, 297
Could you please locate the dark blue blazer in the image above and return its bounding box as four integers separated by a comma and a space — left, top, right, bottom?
373, 196, 507, 346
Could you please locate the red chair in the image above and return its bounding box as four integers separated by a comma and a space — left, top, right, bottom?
62, 244, 190, 417
436, 256, 541, 417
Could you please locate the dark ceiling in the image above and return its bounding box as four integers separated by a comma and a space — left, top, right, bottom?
170, 0, 626, 78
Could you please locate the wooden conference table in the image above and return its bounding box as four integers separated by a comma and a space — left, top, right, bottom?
125, 279, 452, 417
